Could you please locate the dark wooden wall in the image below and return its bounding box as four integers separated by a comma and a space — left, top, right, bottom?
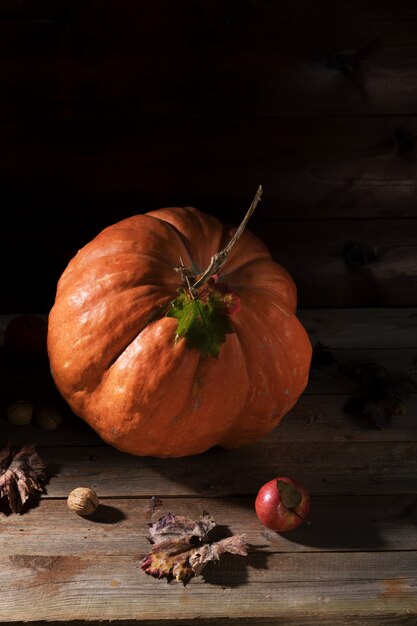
2, 0, 417, 312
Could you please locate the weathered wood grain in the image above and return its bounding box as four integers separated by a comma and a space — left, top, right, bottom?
1, 552, 416, 623
278, 394, 417, 442
19, 439, 416, 497
1, 310, 416, 451
299, 309, 417, 349
2, 390, 416, 447
4, 619, 416, 626
2, 609, 415, 626
2, 116, 417, 221
3, 113, 417, 309
1, 495, 416, 556
254, 219, 417, 307
1, 1, 417, 120
306, 348, 417, 393
0, 309, 415, 625
2, 380, 417, 449
1, 0, 417, 622
5, 218, 417, 309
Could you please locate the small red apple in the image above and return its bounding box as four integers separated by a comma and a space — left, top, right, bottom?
255, 476, 311, 532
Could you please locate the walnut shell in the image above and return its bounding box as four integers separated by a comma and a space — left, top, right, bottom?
67, 487, 99, 516
6, 400, 34, 426
34, 404, 63, 430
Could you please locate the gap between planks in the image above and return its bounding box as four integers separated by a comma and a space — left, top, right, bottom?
11, 440, 416, 497
2, 495, 416, 556
1, 553, 416, 623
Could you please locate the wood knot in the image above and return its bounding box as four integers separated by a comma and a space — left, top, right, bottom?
343, 241, 381, 269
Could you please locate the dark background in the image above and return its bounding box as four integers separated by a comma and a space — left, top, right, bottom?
2, 0, 417, 312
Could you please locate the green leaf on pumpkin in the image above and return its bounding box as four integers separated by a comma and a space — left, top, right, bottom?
166, 288, 237, 358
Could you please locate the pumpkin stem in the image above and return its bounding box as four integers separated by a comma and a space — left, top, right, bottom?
189, 185, 263, 296
168, 186, 261, 357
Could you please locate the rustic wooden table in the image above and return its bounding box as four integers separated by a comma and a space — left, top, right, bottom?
1, 309, 416, 625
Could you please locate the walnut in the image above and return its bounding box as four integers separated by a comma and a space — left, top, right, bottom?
34, 404, 63, 430
67, 487, 99, 516
6, 400, 34, 426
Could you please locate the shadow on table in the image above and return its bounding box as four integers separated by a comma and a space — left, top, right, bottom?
201, 522, 270, 587
258, 494, 417, 551
87, 503, 126, 524
139, 449, 390, 553
260, 508, 386, 552
202, 548, 270, 588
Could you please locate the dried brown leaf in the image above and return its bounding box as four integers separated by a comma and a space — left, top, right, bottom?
0, 443, 46, 513
189, 535, 248, 576
344, 371, 416, 429
141, 513, 247, 584
147, 512, 215, 544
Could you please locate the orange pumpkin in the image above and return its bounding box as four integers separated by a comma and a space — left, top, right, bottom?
47, 206, 312, 457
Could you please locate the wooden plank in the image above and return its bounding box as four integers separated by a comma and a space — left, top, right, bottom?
278, 394, 417, 442
2, 620, 414, 626
1, 494, 416, 556
2, 114, 417, 308
253, 219, 417, 307
4, 549, 416, 586
306, 348, 417, 394
2, 116, 417, 220
1, 311, 416, 449
24, 440, 417, 497
5, 218, 417, 309
6, 619, 417, 626
2, 390, 416, 447
2, 1, 417, 120
299, 309, 417, 349
1, 552, 416, 623
3, 616, 416, 626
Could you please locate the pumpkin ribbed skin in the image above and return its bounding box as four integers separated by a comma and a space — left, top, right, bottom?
47, 207, 312, 457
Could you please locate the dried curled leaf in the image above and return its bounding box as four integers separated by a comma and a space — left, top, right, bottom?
147, 512, 215, 544
344, 371, 416, 429
313, 338, 416, 430
141, 512, 248, 584
189, 535, 248, 576
0, 443, 47, 513
338, 361, 386, 386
